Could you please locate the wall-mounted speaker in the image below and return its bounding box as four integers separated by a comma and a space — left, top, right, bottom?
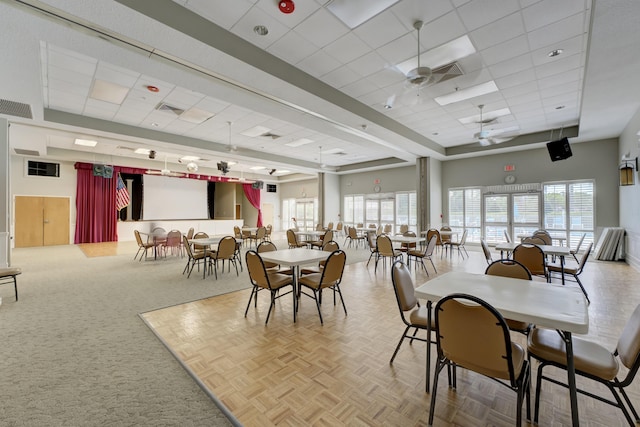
252, 180, 264, 190
103, 165, 113, 178
92, 164, 114, 178
546, 137, 572, 162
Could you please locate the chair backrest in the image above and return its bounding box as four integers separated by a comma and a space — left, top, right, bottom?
376, 235, 394, 256
216, 236, 236, 259
257, 241, 279, 268
522, 236, 546, 245
322, 240, 339, 252
367, 232, 377, 251
233, 226, 242, 239
480, 239, 493, 264
182, 235, 196, 258
245, 250, 270, 289
286, 229, 297, 246
424, 234, 438, 257
256, 226, 266, 239
318, 250, 346, 286
402, 231, 417, 248
357, 223, 364, 228
435, 293, 519, 383
186, 227, 195, 239
336, 222, 343, 231
532, 231, 552, 245
504, 229, 512, 243
152, 226, 166, 233
348, 227, 358, 239
427, 228, 441, 246
440, 226, 452, 242
391, 261, 418, 313
573, 233, 586, 253
384, 224, 392, 234
166, 230, 182, 247
134, 230, 144, 246
485, 259, 532, 280
616, 304, 640, 380
369, 223, 377, 228
512, 243, 546, 276
399, 224, 409, 234
265, 224, 272, 236
322, 229, 334, 244
327, 222, 334, 230
316, 223, 324, 231
376, 225, 383, 236
458, 229, 468, 244
192, 232, 209, 250
575, 242, 594, 275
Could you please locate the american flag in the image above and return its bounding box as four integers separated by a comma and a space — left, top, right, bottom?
116, 173, 130, 211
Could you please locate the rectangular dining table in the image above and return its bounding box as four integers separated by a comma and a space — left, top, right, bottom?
415, 271, 589, 426
258, 248, 330, 322
496, 242, 572, 284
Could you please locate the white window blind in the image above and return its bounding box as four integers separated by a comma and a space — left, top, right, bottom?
513, 194, 539, 225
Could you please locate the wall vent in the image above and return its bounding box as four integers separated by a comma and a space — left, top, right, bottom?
14, 148, 41, 156
0, 99, 33, 119
431, 62, 464, 85
155, 102, 184, 116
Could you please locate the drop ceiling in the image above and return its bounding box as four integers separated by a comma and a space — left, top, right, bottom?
1, 0, 639, 179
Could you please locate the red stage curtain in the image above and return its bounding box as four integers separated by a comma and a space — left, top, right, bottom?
242, 183, 263, 227
74, 164, 118, 243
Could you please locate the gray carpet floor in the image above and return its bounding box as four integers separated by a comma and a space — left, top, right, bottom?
0, 236, 371, 426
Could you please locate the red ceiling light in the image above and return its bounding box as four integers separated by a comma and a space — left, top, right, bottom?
146, 85, 159, 92
279, 0, 294, 14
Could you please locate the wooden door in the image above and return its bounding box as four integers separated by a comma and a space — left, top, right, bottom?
262, 203, 274, 227
43, 197, 70, 246
235, 204, 241, 220
15, 196, 70, 247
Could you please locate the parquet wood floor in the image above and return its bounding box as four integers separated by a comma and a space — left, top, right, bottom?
142, 248, 640, 426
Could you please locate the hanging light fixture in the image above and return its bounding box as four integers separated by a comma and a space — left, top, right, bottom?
619, 156, 638, 186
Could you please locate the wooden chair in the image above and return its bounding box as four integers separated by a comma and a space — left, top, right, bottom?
429, 293, 531, 426
0, 267, 21, 301
390, 261, 436, 372
244, 251, 295, 324
528, 303, 640, 426
298, 250, 347, 324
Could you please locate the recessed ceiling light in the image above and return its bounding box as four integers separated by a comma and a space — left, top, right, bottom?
90, 79, 129, 105
74, 138, 97, 147
548, 49, 564, 57
285, 138, 314, 147
434, 81, 499, 106
253, 25, 268, 36
241, 125, 272, 137
179, 108, 215, 124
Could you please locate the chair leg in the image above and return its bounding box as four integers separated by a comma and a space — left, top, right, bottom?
244, 286, 258, 317
575, 275, 590, 304
13, 275, 18, 301
390, 326, 410, 364
428, 358, 447, 426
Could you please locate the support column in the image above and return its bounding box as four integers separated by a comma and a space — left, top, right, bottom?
0, 119, 10, 267
416, 157, 431, 234
317, 171, 325, 227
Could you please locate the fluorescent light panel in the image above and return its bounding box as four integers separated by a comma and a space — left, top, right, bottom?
179, 108, 214, 124
90, 79, 129, 105
180, 155, 200, 161
285, 138, 314, 147
435, 81, 499, 106
322, 148, 345, 154
134, 148, 150, 155
327, 0, 400, 29
250, 166, 265, 170
241, 125, 271, 137
276, 170, 290, 174
395, 35, 476, 75
74, 138, 97, 147
458, 108, 511, 125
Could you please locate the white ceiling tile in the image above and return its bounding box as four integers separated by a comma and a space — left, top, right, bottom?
352, 10, 407, 49
534, 53, 582, 79
527, 13, 585, 50
164, 88, 205, 109
375, 33, 416, 66
94, 63, 139, 88
47, 49, 97, 76
537, 70, 581, 90
419, 11, 468, 51
469, 12, 526, 50
255, 0, 320, 28
457, 0, 521, 31
267, 31, 318, 64
323, 32, 371, 64
531, 35, 584, 67
488, 53, 534, 79
229, 5, 292, 50
522, 0, 586, 32
390, 0, 454, 26
47, 79, 91, 98
367, 67, 405, 89
481, 35, 530, 66
321, 65, 362, 89
347, 51, 388, 77
182, 0, 256, 30
297, 50, 342, 77
342, 79, 379, 98
293, 8, 349, 49
494, 68, 536, 89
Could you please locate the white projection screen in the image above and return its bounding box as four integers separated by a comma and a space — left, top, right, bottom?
142, 174, 209, 220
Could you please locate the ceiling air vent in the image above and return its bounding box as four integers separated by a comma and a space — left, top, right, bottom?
14, 148, 40, 156
430, 62, 464, 85
0, 99, 33, 119
155, 102, 184, 116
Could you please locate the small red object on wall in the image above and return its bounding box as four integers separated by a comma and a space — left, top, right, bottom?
279, 0, 295, 14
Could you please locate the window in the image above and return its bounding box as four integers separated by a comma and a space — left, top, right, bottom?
395, 192, 416, 232
544, 181, 594, 247
449, 188, 481, 243
343, 195, 364, 227
282, 198, 296, 230
27, 160, 60, 177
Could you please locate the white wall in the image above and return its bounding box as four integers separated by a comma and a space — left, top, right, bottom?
619, 107, 640, 270
323, 173, 340, 226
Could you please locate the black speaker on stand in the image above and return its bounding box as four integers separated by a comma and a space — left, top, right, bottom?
546, 137, 572, 161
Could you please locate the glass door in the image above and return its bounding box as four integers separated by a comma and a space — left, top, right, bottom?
484, 193, 541, 244
484, 194, 508, 244
296, 200, 316, 231
511, 192, 540, 239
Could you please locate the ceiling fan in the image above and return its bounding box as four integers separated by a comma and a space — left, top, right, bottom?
474, 105, 519, 146
146, 156, 185, 177
385, 21, 464, 108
